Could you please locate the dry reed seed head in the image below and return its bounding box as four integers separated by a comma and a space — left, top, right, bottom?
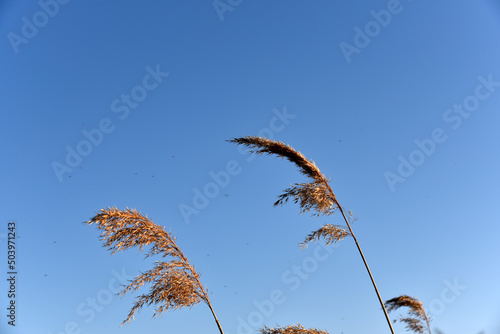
259, 324, 329, 334
87, 207, 210, 325
228, 137, 333, 188
399, 318, 426, 334
86, 207, 184, 259
121, 267, 206, 325
229, 137, 339, 215
385, 295, 431, 334
385, 295, 425, 318
300, 224, 351, 249
120, 261, 203, 297
275, 182, 338, 215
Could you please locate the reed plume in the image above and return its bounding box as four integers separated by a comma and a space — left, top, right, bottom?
86, 207, 225, 334
260, 324, 329, 334
385, 295, 432, 334
300, 224, 351, 249
229, 136, 337, 216
229, 136, 395, 334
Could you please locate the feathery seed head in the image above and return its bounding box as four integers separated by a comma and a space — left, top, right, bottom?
300, 224, 351, 249
229, 136, 338, 216
259, 324, 329, 334
86, 207, 210, 325
385, 295, 432, 334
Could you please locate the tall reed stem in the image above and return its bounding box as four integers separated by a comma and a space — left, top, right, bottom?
206, 300, 225, 334
336, 202, 395, 334
195, 273, 224, 334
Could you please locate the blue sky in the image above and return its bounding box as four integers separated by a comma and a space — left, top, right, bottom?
1, 1, 500, 333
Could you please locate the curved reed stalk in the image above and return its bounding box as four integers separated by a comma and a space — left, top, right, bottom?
385, 295, 432, 334
86, 207, 224, 334
260, 324, 329, 334
229, 136, 395, 334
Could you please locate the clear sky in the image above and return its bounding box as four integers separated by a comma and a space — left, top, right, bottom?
1, 1, 500, 333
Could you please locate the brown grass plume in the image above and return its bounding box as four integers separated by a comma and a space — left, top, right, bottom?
86, 207, 224, 333
260, 324, 329, 334
229, 136, 337, 216
300, 224, 351, 249
385, 295, 432, 334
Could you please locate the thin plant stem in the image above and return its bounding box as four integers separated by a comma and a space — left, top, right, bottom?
206, 299, 225, 334
193, 273, 224, 334
426, 318, 432, 334
336, 202, 395, 334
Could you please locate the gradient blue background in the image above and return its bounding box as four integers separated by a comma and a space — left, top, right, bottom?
1, 1, 500, 333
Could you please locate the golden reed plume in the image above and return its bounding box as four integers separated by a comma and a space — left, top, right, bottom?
300, 224, 351, 249
229, 136, 337, 216
260, 324, 329, 334
385, 295, 432, 334
86, 207, 224, 334
230, 136, 395, 334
